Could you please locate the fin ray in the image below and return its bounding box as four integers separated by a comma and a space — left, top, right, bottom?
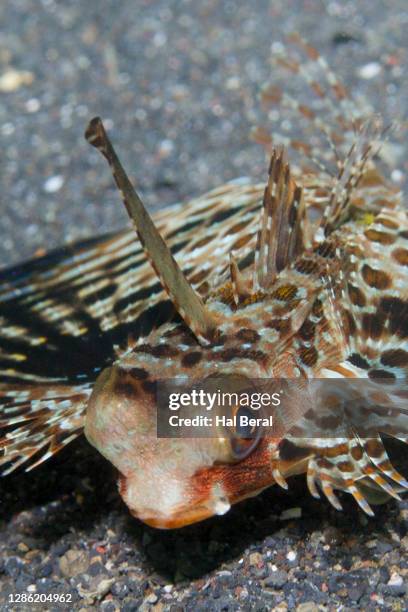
255, 148, 306, 289
85, 117, 217, 344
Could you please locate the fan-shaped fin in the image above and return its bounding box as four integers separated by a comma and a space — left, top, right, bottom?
297, 434, 408, 516
0, 382, 91, 474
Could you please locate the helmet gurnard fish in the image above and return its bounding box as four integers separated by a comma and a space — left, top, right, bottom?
1, 36, 407, 528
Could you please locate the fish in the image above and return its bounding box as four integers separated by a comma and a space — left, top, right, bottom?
1, 36, 407, 528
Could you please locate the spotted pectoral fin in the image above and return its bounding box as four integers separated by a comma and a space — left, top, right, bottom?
357, 479, 398, 506
284, 434, 408, 516
0, 382, 92, 474
339, 209, 408, 383
280, 373, 408, 516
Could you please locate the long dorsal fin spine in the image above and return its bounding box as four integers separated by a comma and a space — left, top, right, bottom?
85, 117, 216, 344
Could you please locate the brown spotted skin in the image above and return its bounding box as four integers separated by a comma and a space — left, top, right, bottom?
1, 37, 408, 527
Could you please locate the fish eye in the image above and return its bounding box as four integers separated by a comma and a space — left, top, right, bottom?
234, 406, 257, 438
201, 373, 263, 460
230, 405, 262, 460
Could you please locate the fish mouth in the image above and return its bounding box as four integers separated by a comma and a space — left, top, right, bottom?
136, 504, 221, 529
131, 487, 266, 529
121, 444, 312, 529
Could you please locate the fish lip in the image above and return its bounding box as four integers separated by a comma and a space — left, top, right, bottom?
133, 504, 216, 529
136, 486, 268, 529
130, 484, 272, 529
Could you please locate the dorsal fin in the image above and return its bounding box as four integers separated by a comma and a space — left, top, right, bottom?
254, 148, 305, 289
321, 116, 385, 236
85, 117, 216, 345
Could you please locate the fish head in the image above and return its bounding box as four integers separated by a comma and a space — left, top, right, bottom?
84, 295, 311, 528
85, 366, 310, 528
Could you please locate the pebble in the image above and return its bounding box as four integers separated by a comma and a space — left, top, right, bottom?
358, 62, 382, 79
264, 570, 288, 588
388, 572, 403, 587
101, 600, 120, 612
77, 577, 115, 600
391, 169, 404, 183
111, 580, 130, 599
280, 507, 302, 521
0, 69, 34, 92
26, 98, 41, 113
296, 603, 319, 612
249, 552, 263, 566
43, 175, 65, 193
59, 549, 90, 578
376, 539, 394, 555
383, 580, 406, 597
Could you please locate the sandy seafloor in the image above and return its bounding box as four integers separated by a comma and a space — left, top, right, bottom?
1, 0, 408, 610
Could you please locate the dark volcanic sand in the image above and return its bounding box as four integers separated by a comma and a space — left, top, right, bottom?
1, 1, 408, 610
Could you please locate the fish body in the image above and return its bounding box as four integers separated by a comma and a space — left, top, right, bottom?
1, 38, 407, 528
